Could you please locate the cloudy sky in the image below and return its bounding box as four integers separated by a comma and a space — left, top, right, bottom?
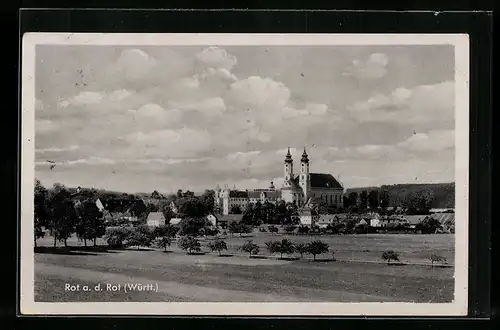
34, 44, 455, 193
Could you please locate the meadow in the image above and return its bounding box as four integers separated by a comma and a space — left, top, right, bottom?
34, 233, 455, 303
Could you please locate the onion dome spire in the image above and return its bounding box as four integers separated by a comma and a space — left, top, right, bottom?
285, 147, 293, 163
301, 147, 309, 163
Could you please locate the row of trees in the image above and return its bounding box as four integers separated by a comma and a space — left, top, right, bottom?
35, 181, 106, 248
233, 200, 300, 226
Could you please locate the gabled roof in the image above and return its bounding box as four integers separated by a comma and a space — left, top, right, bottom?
218, 214, 244, 223
261, 191, 281, 199
402, 215, 429, 225
229, 190, 249, 198
310, 173, 343, 189
146, 212, 165, 221
247, 191, 261, 198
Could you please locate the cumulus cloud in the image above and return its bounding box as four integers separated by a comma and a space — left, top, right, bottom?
343, 53, 389, 79
195, 46, 237, 71
348, 81, 454, 127
168, 97, 227, 116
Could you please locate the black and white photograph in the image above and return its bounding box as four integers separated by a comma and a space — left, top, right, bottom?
21, 33, 469, 316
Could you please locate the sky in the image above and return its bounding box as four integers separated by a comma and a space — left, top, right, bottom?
34, 44, 455, 194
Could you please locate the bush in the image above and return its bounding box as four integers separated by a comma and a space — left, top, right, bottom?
208, 239, 228, 256
430, 254, 447, 267
268, 225, 279, 234
177, 236, 202, 254
284, 225, 297, 234
239, 240, 259, 257
307, 240, 329, 261
156, 236, 172, 252
382, 250, 400, 264
259, 227, 267, 232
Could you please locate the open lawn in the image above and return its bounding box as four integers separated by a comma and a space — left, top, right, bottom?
34, 233, 454, 303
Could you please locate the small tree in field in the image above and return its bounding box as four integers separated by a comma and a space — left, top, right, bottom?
277, 238, 295, 259
382, 250, 400, 265
265, 240, 280, 255
177, 236, 201, 254
297, 225, 310, 235
307, 240, 329, 261
430, 254, 447, 267
157, 236, 172, 252
240, 240, 259, 257
208, 239, 228, 256
284, 225, 297, 234
295, 243, 309, 259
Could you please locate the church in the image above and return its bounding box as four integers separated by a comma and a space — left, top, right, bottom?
281, 147, 344, 208
214, 147, 344, 215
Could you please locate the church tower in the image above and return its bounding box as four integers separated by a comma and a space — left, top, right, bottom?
299, 147, 310, 202
284, 148, 294, 187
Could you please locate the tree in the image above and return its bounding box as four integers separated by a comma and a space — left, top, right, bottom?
160, 202, 176, 224
153, 224, 179, 251
179, 217, 210, 236
127, 225, 154, 250
151, 190, 163, 199
359, 191, 368, 209
178, 197, 208, 218
265, 240, 280, 255
295, 243, 309, 259
104, 226, 131, 248
284, 225, 297, 234
416, 216, 442, 234
80, 199, 105, 246
200, 190, 216, 215
381, 250, 400, 265
177, 236, 201, 254
307, 240, 329, 261
34, 179, 49, 247
379, 189, 390, 208
403, 190, 435, 215
240, 240, 259, 257
430, 254, 447, 268
228, 222, 251, 237
368, 190, 379, 209
208, 239, 228, 256
47, 184, 77, 247
297, 225, 310, 235
230, 205, 242, 214
347, 192, 358, 209
277, 238, 295, 259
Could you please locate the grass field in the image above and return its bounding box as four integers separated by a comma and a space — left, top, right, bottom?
34, 233, 455, 303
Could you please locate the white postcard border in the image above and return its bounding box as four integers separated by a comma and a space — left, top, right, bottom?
20, 33, 469, 316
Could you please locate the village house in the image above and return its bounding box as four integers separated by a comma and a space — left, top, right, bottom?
146, 212, 166, 227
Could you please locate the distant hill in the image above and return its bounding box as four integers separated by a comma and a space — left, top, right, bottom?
346, 182, 455, 209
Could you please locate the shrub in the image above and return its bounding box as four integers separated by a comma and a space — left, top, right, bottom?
239, 240, 259, 257
297, 225, 310, 235
382, 250, 400, 265
268, 225, 279, 234
284, 225, 297, 234
177, 236, 201, 254
204, 226, 220, 237
307, 240, 329, 261
430, 254, 447, 267
259, 227, 267, 232
208, 239, 228, 256
295, 243, 309, 258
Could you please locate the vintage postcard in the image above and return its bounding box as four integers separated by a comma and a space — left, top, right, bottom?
21, 33, 469, 316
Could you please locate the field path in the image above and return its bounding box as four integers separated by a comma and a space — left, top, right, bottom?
36, 263, 396, 302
